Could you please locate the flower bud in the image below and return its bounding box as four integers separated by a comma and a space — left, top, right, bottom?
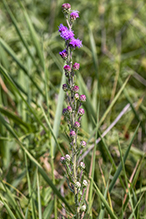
74, 121, 80, 128
65, 154, 71, 162
70, 130, 76, 138
64, 65, 71, 72
83, 180, 88, 187
62, 84, 68, 91
60, 156, 65, 164
81, 204, 86, 212
70, 11, 79, 21
62, 3, 71, 12
78, 108, 85, 116
80, 162, 85, 169
59, 49, 67, 59
73, 62, 80, 70
80, 94, 86, 102
80, 141, 86, 147
73, 85, 79, 92
67, 106, 72, 113
75, 93, 79, 100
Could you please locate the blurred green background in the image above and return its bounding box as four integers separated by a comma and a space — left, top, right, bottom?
0, 0, 146, 218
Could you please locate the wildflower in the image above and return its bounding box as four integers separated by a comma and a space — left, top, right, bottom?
80, 162, 85, 169
69, 38, 82, 48
59, 49, 68, 59
73, 85, 79, 92
80, 141, 86, 147
80, 94, 86, 102
67, 106, 72, 112
64, 65, 71, 72
83, 180, 88, 187
65, 154, 71, 162
58, 24, 68, 32
73, 62, 80, 70
70, 130, 76, 138
78, 108, 85, 116
60, 156, 66, 164
62, 84, 68, 91
81, 205, 86, 212
74, 121, 80, 128
70, 10, 79, 20
60, 29, 74, 40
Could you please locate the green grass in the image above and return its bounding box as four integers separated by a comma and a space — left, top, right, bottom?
0, 0, 146, 218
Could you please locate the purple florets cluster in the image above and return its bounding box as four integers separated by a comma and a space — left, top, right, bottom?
59, 3, 87, 215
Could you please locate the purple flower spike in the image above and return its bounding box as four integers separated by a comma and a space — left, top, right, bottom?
74, 121, 80, 128
80, 94, 86, 102
60, 29, 74, 40
64, 65, 71, 72
67, 106, 72, 112
70, 11, 79, 20
62, 3, 71, 11
62, 84, 68, 91
70, 130, 76, 138
78, 108, 85, 116
69, 38, 82, 48
62, 108, 67, 115
59, 49, 68, 59
58, 24, 68, 33
80, 140, 86, 147
73, 62, 80, 70
73, 85, 79, 92
75, 93, 79, 100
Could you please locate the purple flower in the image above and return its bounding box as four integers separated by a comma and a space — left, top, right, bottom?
62, 84, 68, 91
73, 85, 79, 92
70, 130, 76, 138
62, 3, 71, 10
59, 49, 67, 59
70, 11, 79, 20
62, 108, 67, 115
73, 62, 80, 70
80, 94, 86, 102
60, 29, 74, 40
67, 106, 72, 112
78, 108, 85, 116
75, 93, 79, 100
69, 38, 82, 48
64, 65, 71, 72
74, 121, 80, 128
58, 24, 68, 33
80, 141, 86, 147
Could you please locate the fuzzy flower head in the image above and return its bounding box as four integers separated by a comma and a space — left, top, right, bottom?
62, 3, 71, 12
60, 29, 74, 40
65, 154, 71, 162
58, 24, 68, 33
75, 93, 79, 100
67, 106, 72, 113
81, 205, 86, 212
80, 162, 85, 169
83, 180, 88, 187
70, 10, 79, 20
76, 181, 81, 188
64, 65, 71, 72
62, 108, 67, 115
73, 62, 80, 70
80, 140, 86, 147
60, 156, 65, 164
59, 49, 67, 59
69, 38, 82, 48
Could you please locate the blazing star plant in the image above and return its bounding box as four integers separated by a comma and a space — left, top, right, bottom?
59, 3, 87, 218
